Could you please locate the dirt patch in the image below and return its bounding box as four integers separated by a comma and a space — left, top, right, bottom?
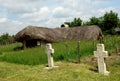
81, 53, 120, 68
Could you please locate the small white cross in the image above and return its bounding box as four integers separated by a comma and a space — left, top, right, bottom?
46, 43, 54, 67
45, 43, 58, 69
94, 44, 109, 75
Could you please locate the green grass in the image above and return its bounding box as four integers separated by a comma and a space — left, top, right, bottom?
0, 43, 21, 55
0, 40, 98, 65
0, 35, 120, 65
0, 46, 47, 65
0, 35, 120, 81
0, 61, 120, 81
103, 35, 120, 51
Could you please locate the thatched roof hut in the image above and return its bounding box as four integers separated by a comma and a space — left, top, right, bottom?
15, 25, 102, 48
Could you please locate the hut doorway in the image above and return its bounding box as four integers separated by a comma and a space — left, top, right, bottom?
22, 39, 48, 49
24, 39, 42, 48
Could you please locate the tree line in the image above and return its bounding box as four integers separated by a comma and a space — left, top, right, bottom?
0, 33, 15, 45
64, 10, 120, 34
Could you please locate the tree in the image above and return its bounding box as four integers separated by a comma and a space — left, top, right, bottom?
0, 33, 9, 44
89, 17, 100, 25
118, 19, 120, 27
65, 10, 119, 34
65, 18, 82, 27
0, 33, 15, 45
103, 10, 119, 34
83, 11, 119, 34
83, 17, 100, 26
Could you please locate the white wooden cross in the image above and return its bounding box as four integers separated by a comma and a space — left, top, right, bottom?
94, 44, 109, 75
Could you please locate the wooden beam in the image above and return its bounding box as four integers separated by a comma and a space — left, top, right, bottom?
23, 40, 26, 49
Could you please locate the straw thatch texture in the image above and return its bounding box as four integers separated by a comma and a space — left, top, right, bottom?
15, 25, 102, 42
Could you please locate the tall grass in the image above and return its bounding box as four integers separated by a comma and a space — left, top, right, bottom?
0, 43, 21, 54
103, 35, 120, 51
0, 35, 119, 65
0, 46, 47, 65
53, 40, 98, 61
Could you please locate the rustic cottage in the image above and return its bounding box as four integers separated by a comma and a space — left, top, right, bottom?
15, 25, 103, 49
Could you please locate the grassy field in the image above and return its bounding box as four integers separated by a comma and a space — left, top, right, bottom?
0, 35, 120, 65
0, 35, 120, 81
0, 60, 120, 81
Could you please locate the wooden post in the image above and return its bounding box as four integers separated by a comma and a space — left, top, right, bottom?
40, 40, 42, 47
65, 42, 69, 61
93, 41, 95, 50
99, 36, 103, 44
117, 43, 120, 55
23, 40, 26, 49
116, 44, 118, 54
78, 41, 80, 63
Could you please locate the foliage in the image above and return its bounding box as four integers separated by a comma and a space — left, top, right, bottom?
0, 35, 119, 65
103, 11, 119, 34
0, 33, 15, 45
118, 19, 120, 27
65, 10, 120, 34
83, 17, 100, 26
0, 36, 120, 81
83, 11, 119, 34
65, 18, 82, 27
0, 33, 9, 44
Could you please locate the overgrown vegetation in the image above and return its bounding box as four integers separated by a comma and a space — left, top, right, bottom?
0, 35, 119, 65
65, 10, 120, 34
0, 35, 120, 81
0, 33, 15, 45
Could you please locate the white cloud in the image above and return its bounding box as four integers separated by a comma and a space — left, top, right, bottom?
0, 0, 120, 35
0, 18, 7, 23
47, 18, 66, 27
53, 6, 72, 18
21, 7, 50, 18
97, 7, 120, 17
0, 18, 28, 35
52, 0, 104, 21
21, 7, 50, 22
0, 0, 45, 14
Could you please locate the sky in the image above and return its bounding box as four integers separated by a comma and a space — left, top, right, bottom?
0, 0, 120, 35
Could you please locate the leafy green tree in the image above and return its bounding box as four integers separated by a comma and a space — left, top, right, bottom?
83, 11, 119, 34
0, 33, 15, 45
65, 18, 82, 27
118, 19, 120, 27
0, 33, 9, 44
65, 10, 119, 35
83, 17, 100, 26
89, 17, 100, 25
103, 10, 119, 34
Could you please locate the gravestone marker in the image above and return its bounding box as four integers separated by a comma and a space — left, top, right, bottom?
94, 44, 109, 75
45, 43, 58, 69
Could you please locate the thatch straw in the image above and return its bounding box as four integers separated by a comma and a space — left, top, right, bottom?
15, 25, 102, 42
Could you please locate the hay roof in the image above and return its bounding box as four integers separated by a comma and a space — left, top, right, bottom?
15, 25, 102, 42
